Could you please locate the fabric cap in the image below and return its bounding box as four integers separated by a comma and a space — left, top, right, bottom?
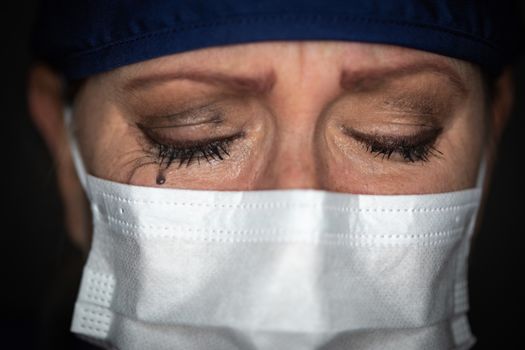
31, 0, 523, 80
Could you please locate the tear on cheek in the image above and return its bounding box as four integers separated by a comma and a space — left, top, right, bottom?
156, 172, 166, 185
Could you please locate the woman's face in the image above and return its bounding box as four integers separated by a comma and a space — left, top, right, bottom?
71, 41, 487, 194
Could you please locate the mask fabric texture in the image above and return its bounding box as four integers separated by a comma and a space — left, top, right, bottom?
65, 108, 483, 350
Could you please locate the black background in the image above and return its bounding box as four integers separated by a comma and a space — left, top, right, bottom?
2, 2, 524, 349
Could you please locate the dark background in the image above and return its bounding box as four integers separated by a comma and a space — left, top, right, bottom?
3, 2, 524, 349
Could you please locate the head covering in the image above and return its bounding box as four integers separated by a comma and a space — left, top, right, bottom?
31, 0, 523, 80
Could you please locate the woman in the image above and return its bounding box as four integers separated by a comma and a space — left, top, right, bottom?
28, 1, 522, 349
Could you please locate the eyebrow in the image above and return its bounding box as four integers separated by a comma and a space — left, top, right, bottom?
340, 61, 468, 96
122, 60, 467, 97
123, 69, 277, 95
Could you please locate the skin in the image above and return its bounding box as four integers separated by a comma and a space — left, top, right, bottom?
27, 41, 514, 251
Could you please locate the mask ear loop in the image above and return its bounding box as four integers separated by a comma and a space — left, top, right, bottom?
475, 148, 488, 190
64, 105, 88, 191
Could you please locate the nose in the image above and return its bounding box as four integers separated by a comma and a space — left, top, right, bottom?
255, 154, 322, 190
248, 41, 341, 191
253, 129, 323, 190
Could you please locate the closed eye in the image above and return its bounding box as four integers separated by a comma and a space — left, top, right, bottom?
138, 124, 245, 168
342, 126, 443, 163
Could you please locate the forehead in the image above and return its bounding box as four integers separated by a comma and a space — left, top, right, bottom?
107, 41, 475, 81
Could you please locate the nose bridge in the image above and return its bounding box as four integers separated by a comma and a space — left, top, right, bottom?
254, 125, 323, 190
251, 42, 340, 191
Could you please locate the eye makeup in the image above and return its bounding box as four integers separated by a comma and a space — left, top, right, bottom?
112, 86, 245, 184
136, 120, 246, 184
342, 126, 443, 163
135, 100, 225, 129
142, 129, 245, 168
330, 82, 451, 164
127, 95, 260, 184
129, 84, 448, 189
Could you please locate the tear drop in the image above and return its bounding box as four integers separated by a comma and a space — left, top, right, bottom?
156, 173, 166, 185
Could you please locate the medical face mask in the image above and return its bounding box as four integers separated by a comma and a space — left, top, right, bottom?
65, 107, 485, 350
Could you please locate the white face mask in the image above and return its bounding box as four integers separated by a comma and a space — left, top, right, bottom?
65, 107, 484, 350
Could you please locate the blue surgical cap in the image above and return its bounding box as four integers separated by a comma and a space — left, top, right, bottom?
31, 0, 523, 80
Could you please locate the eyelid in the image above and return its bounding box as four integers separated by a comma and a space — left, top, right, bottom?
138, 122, 240, 146
341, 125, 442, 144
136, 101, 224, 128
138, 114, 223, 129
380, 95, 444, 118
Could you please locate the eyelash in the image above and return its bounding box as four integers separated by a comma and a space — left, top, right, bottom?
362, 138, 441, 162
140, 126, 441, 171
146, 132, 244, 168
345, 127, 443, 162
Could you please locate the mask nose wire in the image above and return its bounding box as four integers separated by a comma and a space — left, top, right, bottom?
64, 105, 88, 191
